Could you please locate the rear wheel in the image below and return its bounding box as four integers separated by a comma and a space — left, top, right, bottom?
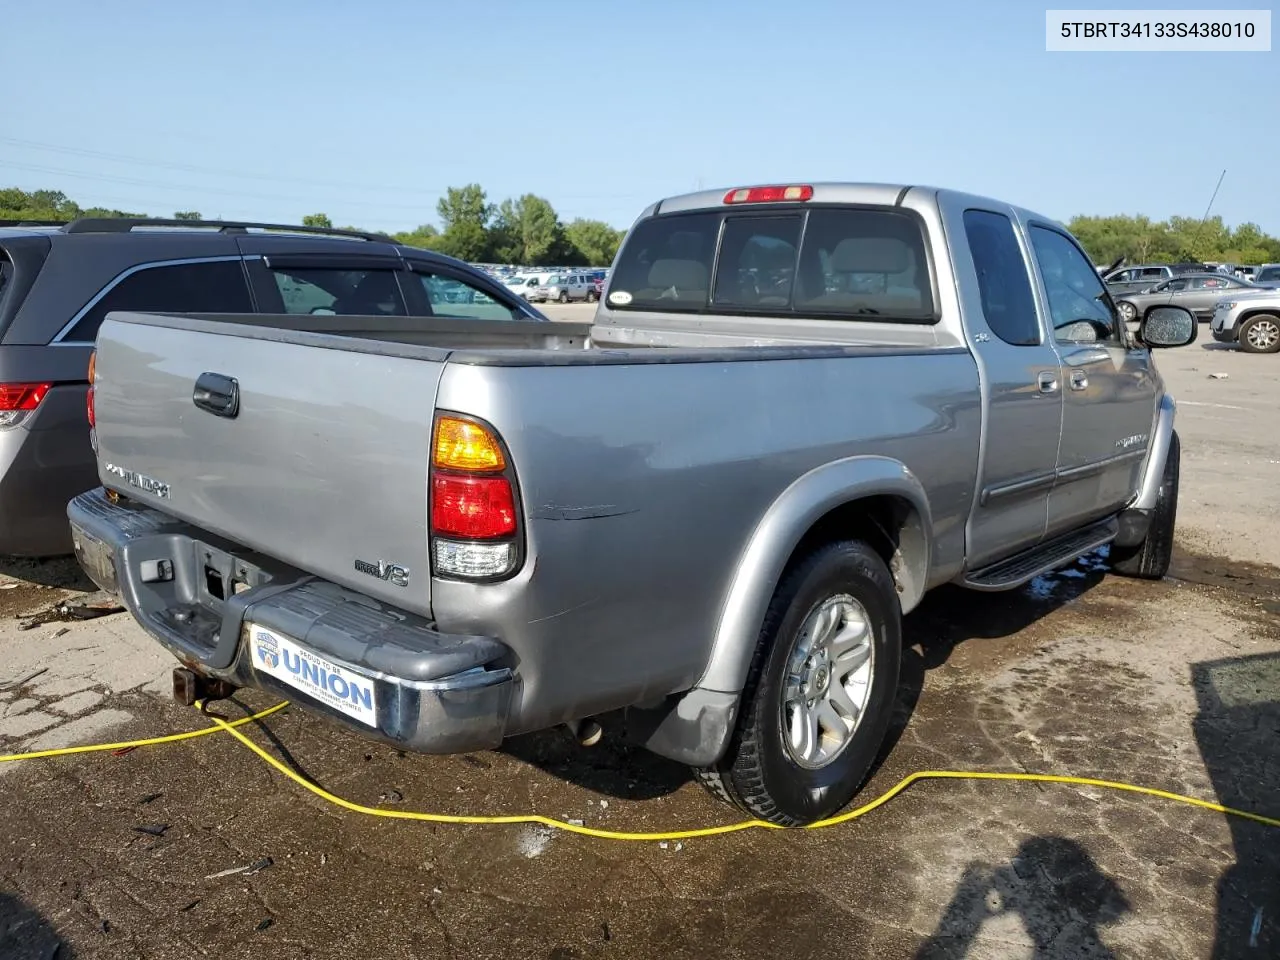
1117, 301, 1137, 323
559, 290, 569, 303
1110, 431, 1179, 579
695, 540, 902, 826
586, 290, 597, 303
1239, 314, 1280, 354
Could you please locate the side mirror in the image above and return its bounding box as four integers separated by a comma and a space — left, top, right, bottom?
1139, 305, 1198, 348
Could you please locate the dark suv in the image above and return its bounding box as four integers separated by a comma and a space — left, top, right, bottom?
0, 218, 548, 557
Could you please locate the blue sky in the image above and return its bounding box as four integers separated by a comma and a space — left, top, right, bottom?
2, 0, 1275, 233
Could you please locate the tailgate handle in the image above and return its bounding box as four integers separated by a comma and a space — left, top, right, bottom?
193, 373, 240, 419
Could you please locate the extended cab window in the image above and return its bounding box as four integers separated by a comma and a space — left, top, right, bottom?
1029, 226, 1122, 345
270, 266, 407, 316
608, 206, 933, 321
418, 272, 522, 321
962, 209, 1040, 346
62, 259, 253, 343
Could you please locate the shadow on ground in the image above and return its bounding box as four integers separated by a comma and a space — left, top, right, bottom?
913, 836, 1130, 959
1192, 650, 1280, 959
0, 554, 93, 591
0, 891, 72, 960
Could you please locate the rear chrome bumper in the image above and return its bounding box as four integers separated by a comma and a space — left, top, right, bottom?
68, 488, 515, 754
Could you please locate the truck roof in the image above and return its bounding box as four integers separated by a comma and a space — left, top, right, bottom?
637, 182, 1062, 231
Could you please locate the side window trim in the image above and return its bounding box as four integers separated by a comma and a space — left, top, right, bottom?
51, 255, 252, 346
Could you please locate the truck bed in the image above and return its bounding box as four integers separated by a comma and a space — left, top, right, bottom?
90, 308, 982, 730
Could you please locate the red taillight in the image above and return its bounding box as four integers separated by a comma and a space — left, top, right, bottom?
431, 473, 516, 539
723, 185, 814, 204
86, 350, 96, 427
0, 383, 52, 411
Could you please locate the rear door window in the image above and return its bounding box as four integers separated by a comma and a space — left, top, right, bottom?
418, 271, 523, 320
269, 266, 407, 316
61, 259, 253, 343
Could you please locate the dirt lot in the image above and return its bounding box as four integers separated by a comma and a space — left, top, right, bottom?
1, 328, 1277, 960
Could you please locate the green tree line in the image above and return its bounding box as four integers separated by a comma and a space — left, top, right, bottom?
0, 184, 625, 267
1065, 214, 1280, 266
7, 186, 1279, 268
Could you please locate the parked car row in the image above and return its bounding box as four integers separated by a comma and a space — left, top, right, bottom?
1101, 264, 1280, 353
1104, 262, 1280, 294
501, 268, 608, 303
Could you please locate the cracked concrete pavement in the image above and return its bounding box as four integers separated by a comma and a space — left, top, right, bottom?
1, 335, 1278, 959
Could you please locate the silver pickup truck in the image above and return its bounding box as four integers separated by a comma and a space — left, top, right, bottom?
68, 183, 1196, 826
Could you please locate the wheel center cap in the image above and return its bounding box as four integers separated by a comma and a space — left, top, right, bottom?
811, 663, 829, 696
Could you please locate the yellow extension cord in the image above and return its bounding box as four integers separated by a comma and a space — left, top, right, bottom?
1, 699, 1276, 840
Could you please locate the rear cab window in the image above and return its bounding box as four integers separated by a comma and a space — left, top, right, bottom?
606, 205, 935, 322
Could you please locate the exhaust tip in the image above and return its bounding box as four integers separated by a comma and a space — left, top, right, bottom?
566, 717, 604, 747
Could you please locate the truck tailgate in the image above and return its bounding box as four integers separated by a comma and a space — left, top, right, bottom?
91, 315, 444, 616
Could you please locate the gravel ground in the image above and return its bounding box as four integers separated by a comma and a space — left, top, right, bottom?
1, 326, 1277, 960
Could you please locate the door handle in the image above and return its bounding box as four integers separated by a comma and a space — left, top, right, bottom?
1069, 370, 1088, 391
1037, 370, 1059, 394
193, 372, 240, 419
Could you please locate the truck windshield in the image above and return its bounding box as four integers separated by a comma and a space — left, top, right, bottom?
607, 206, 935, 321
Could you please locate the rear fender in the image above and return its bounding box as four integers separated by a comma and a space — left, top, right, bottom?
634, 456, 933, 766
700, 454, 933, 695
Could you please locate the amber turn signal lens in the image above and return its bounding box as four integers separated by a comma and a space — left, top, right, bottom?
87, 350, 96, 385
433, 416, 506, 472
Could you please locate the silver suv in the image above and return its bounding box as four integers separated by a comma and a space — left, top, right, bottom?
538, 272, 597, 303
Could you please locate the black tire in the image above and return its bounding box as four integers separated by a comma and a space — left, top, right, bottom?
559, 290, 569, 303
1238, 314, 1280, 354
1110, 430, 1179, 579
586, 290, 597, 303
695, 540, 902, 826
1118, 301, 1137, 323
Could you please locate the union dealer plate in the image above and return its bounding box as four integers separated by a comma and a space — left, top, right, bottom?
248, 623, 378, 727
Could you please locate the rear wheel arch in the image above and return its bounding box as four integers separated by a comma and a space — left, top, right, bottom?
698, 457, 932, 699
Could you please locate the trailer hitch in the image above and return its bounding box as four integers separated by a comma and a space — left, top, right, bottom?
173, 667, 238, 710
